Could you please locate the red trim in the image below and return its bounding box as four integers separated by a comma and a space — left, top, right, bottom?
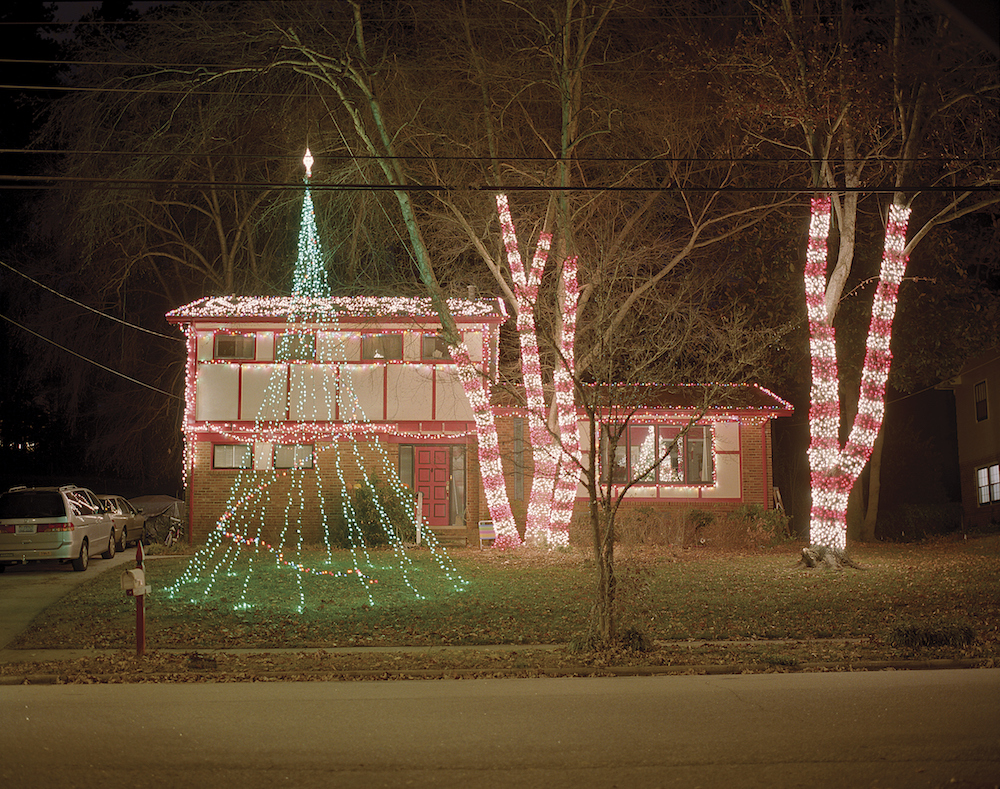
431, 367, 438, 419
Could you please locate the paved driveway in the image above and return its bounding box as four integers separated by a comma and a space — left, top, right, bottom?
0, 551, 133, 648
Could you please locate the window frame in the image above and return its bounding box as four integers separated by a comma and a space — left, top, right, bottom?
214, 333, 256, 360
274, 444, 315, 469
974, 380, 988, 422
276, 331, 316, 361
976, 462, 1000, 506
420, 334, 453, 362
604, 423, 714, 487
213, 443, 252, 469
361, 333, 403, 361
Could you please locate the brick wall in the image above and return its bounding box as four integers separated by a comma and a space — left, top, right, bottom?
190, 439, 390, 544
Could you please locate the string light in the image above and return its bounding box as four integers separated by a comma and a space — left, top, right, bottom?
805, 198, 912, 550
497, 193, 552, 544
165, 151, 470, 610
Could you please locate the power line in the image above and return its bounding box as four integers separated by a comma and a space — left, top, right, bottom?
0, 259, 182, 342
0, 312, 182, 400
0, 174, 994, 194
3, 147, 994, 166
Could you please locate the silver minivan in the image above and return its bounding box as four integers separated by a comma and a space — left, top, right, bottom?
0, 485, 116, 572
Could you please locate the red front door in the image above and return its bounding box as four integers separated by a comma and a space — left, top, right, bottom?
415, 446, 450, 526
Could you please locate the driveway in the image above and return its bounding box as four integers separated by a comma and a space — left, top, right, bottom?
0, 550, 133, 648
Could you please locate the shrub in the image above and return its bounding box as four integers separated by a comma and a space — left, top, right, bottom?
615, 506, 687, 546
886, 619, 976, 649
876, 503, 963, 542
687, 508, 715, 545
732, 504, 791, 548
329, 478, 417, 548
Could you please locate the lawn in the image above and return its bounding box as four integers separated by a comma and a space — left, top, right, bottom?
3, 534, 998, 681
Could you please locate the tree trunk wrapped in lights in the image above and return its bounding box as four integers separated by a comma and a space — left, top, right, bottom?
806, 196, 912, 554
496, 194, 581, 548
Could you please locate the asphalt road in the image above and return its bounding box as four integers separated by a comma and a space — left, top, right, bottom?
1, 669, 998, 789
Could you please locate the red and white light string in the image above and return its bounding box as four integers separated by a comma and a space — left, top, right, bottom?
806, 198, 911, 550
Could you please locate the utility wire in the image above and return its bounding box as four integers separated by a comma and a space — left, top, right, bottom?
0, 175, 993, 193
0, 259, 182, 342
2, 147, 993, 165
0, 312, 182, 400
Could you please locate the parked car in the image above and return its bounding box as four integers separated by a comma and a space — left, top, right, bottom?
98, 494, 145, 551
0, 485, 116, 572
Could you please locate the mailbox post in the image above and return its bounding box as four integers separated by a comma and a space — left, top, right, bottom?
121, 542, 146, 656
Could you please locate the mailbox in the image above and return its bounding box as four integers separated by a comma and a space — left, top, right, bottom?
121, 568, 146, 597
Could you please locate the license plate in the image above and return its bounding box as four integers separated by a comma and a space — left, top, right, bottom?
16, 524, 36, 534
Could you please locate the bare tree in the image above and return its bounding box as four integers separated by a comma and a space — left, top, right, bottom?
708, 0, 999, 556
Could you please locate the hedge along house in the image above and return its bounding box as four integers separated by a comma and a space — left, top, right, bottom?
165, 294, 506, 547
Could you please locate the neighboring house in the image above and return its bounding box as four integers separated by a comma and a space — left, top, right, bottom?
952, 347, 1000, 530
166, 296, 793, 545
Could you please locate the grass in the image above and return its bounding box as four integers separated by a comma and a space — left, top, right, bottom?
3, 534, 998, 680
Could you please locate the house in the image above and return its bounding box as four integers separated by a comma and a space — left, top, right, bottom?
952, 347, 1000, 530
166, 295, 793, 546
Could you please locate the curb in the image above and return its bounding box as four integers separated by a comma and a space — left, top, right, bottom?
0, 658, 992, 685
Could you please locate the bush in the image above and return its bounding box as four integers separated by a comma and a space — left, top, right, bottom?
329, 478, 417, 548
687, 509, 715, 543
697, 504, 790, 549
886, 619, 976, 649
876, 503, 963, 542
615, 506, 687, 546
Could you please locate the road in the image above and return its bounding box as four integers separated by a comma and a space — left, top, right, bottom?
1, 670, 998, 788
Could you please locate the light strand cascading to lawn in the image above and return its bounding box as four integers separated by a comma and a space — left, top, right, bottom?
166, 150, 467, 609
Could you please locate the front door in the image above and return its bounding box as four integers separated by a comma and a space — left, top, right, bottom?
414, 446, 450, 527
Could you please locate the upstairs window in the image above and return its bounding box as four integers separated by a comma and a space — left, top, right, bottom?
362, 334, 402, 360
276, 331, 316, 361
421, 334, 453, 361
975, 381, 988, 422
604, 424, 714, 486
214, 333, 255, 360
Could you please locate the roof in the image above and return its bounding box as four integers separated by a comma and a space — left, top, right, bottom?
166, 295, 506, 324
580, 383, 794, 416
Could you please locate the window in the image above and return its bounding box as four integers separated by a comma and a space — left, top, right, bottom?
977, 463, 1000, 506
275, 444, 314, 469
421, 334, 452, 361
604, 424, 714, 486
65, 489, 99, 516
975, 381, 988, 422
214, 333, 255, 360
276, 331, 316, 361
362, 334, 402, 360
214, 444, 251, 469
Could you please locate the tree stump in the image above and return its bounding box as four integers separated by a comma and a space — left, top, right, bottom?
796, 544, 864, 570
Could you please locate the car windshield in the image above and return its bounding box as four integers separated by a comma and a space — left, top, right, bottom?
0, 491, 65, 519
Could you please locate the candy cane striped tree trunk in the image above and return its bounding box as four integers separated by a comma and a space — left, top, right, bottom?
806, 196, 912, 551
496, 194, 581, 548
